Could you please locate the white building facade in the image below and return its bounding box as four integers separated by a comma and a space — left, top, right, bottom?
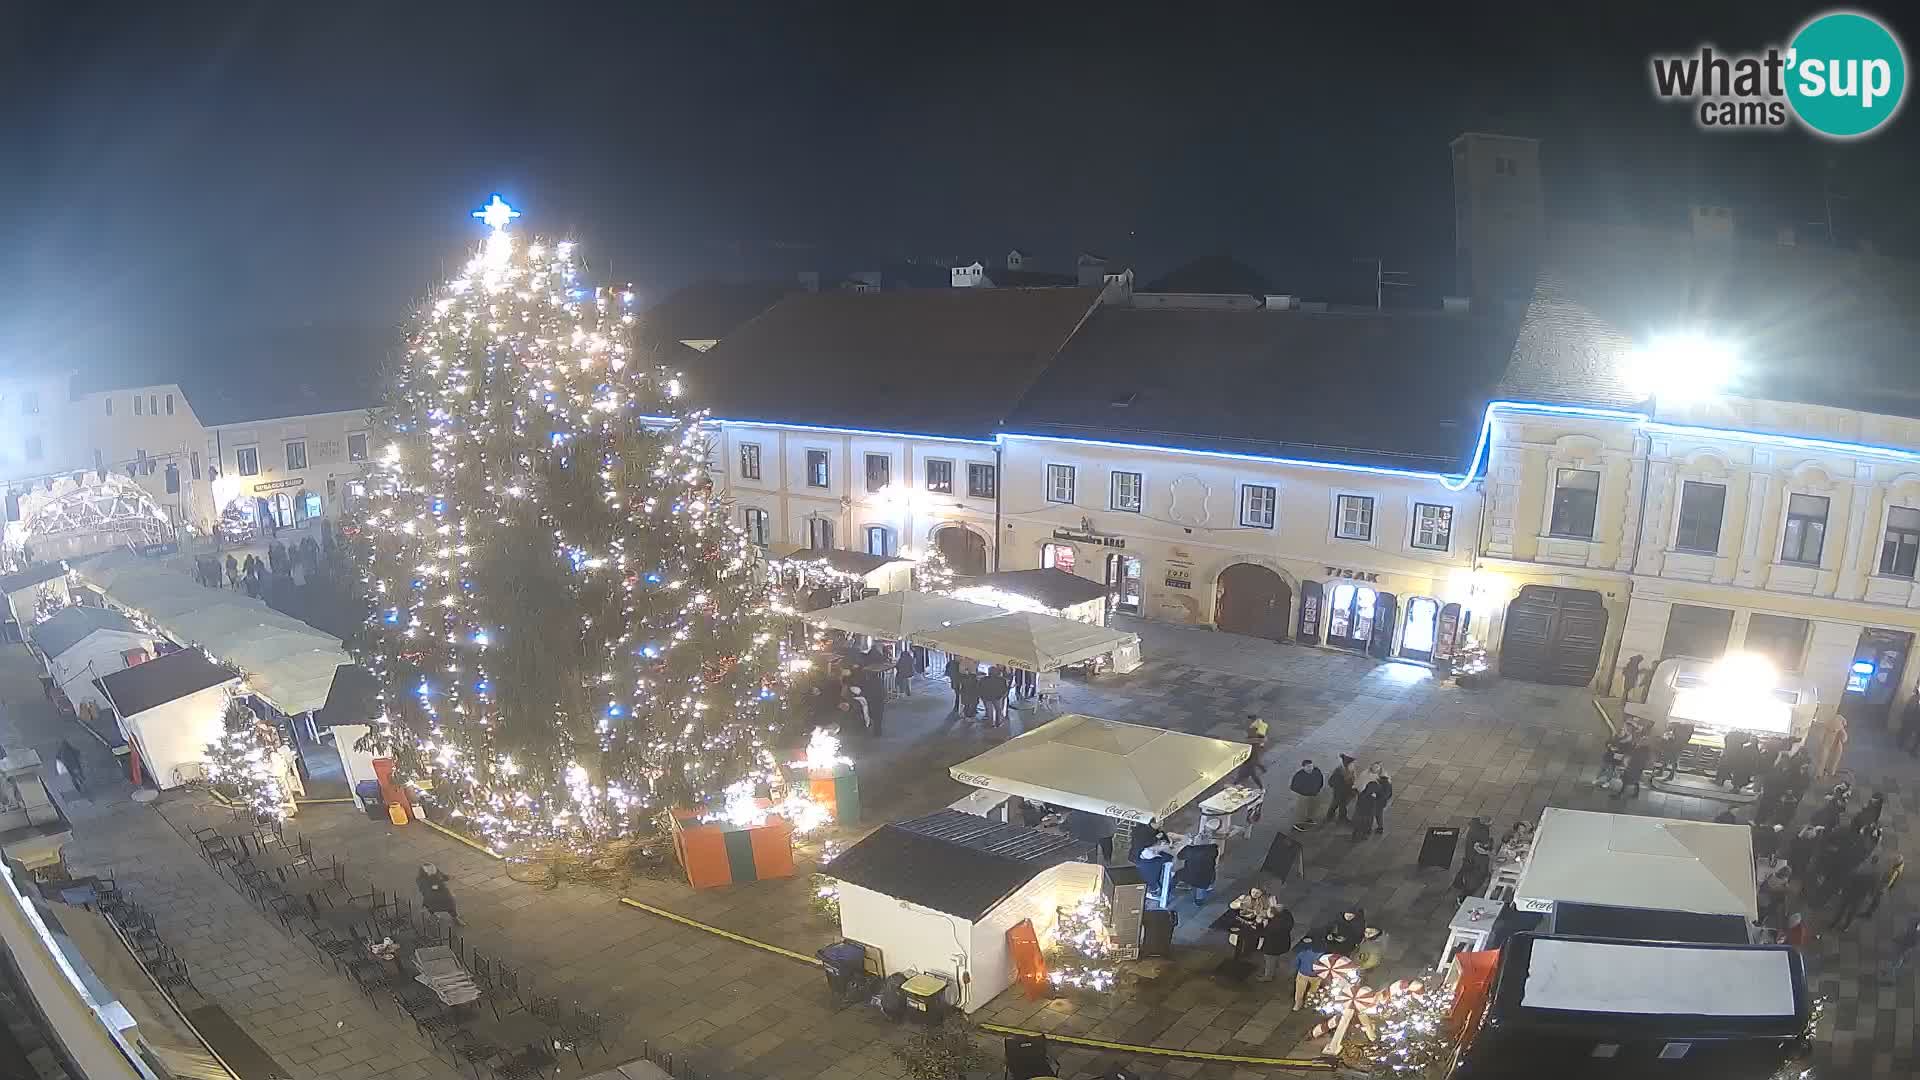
206, 408, 374, 532
74, 382, 218, 535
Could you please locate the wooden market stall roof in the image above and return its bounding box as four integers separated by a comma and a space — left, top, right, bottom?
824, 810, 1089, 920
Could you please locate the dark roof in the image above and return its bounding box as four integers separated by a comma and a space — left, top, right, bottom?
27, 606, 141, 659
182, 324, 390, 426
1006, 306, 1520, 472
993, 269, 1080, 288
769, 549, 903, 576
693, 289, 1098, 440
637, 281, 796, 354
0, 562, 68, 594
317, 663, 380, 729
1502, 234, 1920, 418
967, 569, 1108, 611
95, 649, 239, 717
824, 809, 1089, 920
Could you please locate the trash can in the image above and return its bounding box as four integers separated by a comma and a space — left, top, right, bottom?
817, 940, 871, 1007
355, 780, 386, 821
900, 973, 950, 1025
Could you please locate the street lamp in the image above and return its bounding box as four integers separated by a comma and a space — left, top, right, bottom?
1620, 333, 1738, 403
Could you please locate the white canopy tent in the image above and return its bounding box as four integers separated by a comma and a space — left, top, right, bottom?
912, 610, 1139, 673
803, 591, 1003, 639
71, 550, 349, 715
947, 714, 1250, 824
1513, 808, 1757, 924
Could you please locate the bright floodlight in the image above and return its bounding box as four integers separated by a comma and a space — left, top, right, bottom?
1708, 651, 1776, 692
1621, 333, 1737, 402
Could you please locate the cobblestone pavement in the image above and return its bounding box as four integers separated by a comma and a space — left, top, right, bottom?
8, 617, 1918, 1079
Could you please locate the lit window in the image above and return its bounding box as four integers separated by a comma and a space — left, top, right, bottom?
806, 450, 830, 488
1240, 485, 1276, 529
1412, 503, 1452, 551
1046, 464, 1075, 504
348, 433, 369, 462
286, 440, 308, 471
1745, 613, 1811, 673
865, 525, 894, 556
1674, 481, 1727, 554
865, 454, 890, 493
1781, 493, 1829, 566
1335, 494, 1374, 541
738, 442, 761, 480
926, 459, 953, 494
1881, 506, 1920, 579
968, 462, 996, 499
742, 507, 768, 545
1110, 471, 1142, 513
1041, 543, 1075, 572
1548, 469, 1600, 539
236, 447, 259, 476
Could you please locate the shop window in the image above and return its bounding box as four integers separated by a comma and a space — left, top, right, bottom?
1880, 507, 1920, 578
1326, 582, 1378, 650
865, 525, 894, 556
1041, 543, 1075, 572
1745, 613, 1811, 673
286, 440, 308, 471
1674, 481, 1727, 553
1780, 493, 1829, 565
1412, 502, 1452, 551
1548, 468, 1600, 539
348, 433, 369, 462
1046, 464, 1075, 504
270, 492, 294, 529
1335, 494, 1374, 541
967, 462, 997, 499
741, 507, 767, 545
1660, 604, 1733, 661
236, 447, 259, 476
807, 516, 835, 550
1241, 485, 1276, 529
806, 449, 830, 488
865, 453, 890, 493
1110, 471, 1143, 513
926, 459, 953, 494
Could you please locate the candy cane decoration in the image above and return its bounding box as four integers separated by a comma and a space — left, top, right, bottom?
1312, 952, 1359, 983
1311, 979, 1422, 1047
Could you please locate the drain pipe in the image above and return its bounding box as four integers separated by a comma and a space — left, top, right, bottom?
992, 442, 1003, 571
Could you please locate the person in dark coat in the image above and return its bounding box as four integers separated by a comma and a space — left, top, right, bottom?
1290, 760, 1325, 832
1831, 855, 1881, 931
1175, 840, 1219, 903
225, 554, 240, 589
1657, 722, 1692, 780
416, 862, 462, 923
1900, 689, 1920, 755
1256, 900, 1296, 982
1323, 908, 1366, 955
55, 740, 85, 793
1850, 792, 1887, 835
893, 646, 916, 697
1614, 739, 1652, 798
1327, 754, 1358, 824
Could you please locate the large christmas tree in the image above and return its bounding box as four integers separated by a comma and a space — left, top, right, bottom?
353, 197, 792, 852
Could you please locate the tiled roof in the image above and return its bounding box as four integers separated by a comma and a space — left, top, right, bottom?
692, 288, 1098, 440
1006, 306, 1520, 473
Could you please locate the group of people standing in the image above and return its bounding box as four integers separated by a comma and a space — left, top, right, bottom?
947, 658, 1035, 727
1289, 752, 1393, 840
211, 535, 330, 600
1224, 889, 1381, 1007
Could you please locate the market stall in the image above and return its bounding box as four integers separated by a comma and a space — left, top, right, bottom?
824, 809, 1096, 1014
912, 610, 1141, 676
94, 649, 244, 790
948, 714, 1248, 825
768, 543, 911, 608
1511, 808, 1757, 926
802, 590, 1002, 640
952, 569, 1110, 626
26, 606, 153, 717
1636, 655, 1819, 780
0, 562, 70, 641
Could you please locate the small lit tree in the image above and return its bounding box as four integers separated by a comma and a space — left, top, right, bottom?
913, 545, 956, 594
1044, 895, 1117, 993
203, 692, 287, 822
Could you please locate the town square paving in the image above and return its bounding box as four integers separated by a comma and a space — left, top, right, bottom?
4, 618, 1913, 1079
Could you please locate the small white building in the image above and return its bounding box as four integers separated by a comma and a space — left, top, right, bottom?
94, 649, 242, 790
824, 810, 1100, 1013
26, 606, 153, 717
0, 563, 70, 640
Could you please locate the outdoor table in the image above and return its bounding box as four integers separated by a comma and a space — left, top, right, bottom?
1438, 895, 1503, 976
1198, 785, 1264, 855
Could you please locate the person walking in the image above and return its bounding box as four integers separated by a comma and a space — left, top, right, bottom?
1861, 854, 1905, 918
1614, 739, 1652, 799
894, 646, 915, 698
1883, 915, 1920, 982
1593, 731, 1628, 789
225, 554, 240, 589
55, 740, 85, 794
416, 862, 463, 925
1246, 714, 1270, 759
1831, 856, 1880, 931
1289, 760, 1325, 833
980, 667, 1011, 728
1327, 754, 1358, 824
1291, 936, 1327, 1011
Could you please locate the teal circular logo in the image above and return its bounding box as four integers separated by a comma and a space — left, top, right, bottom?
1787, 11, 1907, 138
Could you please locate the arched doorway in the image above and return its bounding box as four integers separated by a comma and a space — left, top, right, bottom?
1214, 563, 1292, 643
934, 525, 988, 576
1400, 596, 1441, 662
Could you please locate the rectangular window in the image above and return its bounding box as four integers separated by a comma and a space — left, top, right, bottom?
236, 447, 259, 476
1240, 484, 1276, 529
1880, 506, 1920, 578
865, 525, 894, 556
925, 459, 953, 494
1335, 494, 1374, 541
190, 451, 201, 480
1548, 468, 1601, 539
738, 442, 762, 480
347, 433, 369, 462
806, 449, 830, 488
968, 462, 997, 499
165, 393, 174, 415
93, 448, 104, 471
104, 397, 113, 416
1412, 502, 1453, 551
1780, 493, 1829, 565
807, 517, 834, 549
1673, 481, 1727, 554
742, 507, 768, 545
25, 436, 42, 460
285, 440, 308, 471
1660, 604, 1734, 661
133, 395, 143, 416
1745, 613, 1812, 673
1046, 464, 1075, 504
1110, 471, 1143, 513
148, 394, 157, 415
863, 453, 890, 493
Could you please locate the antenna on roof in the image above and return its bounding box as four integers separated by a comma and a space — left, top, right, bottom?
1352, 257, 1412, 311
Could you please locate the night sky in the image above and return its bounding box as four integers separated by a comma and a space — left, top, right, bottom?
4, 1, 1917, 388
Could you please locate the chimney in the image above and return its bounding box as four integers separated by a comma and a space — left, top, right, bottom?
1099, 268, 1133, 304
